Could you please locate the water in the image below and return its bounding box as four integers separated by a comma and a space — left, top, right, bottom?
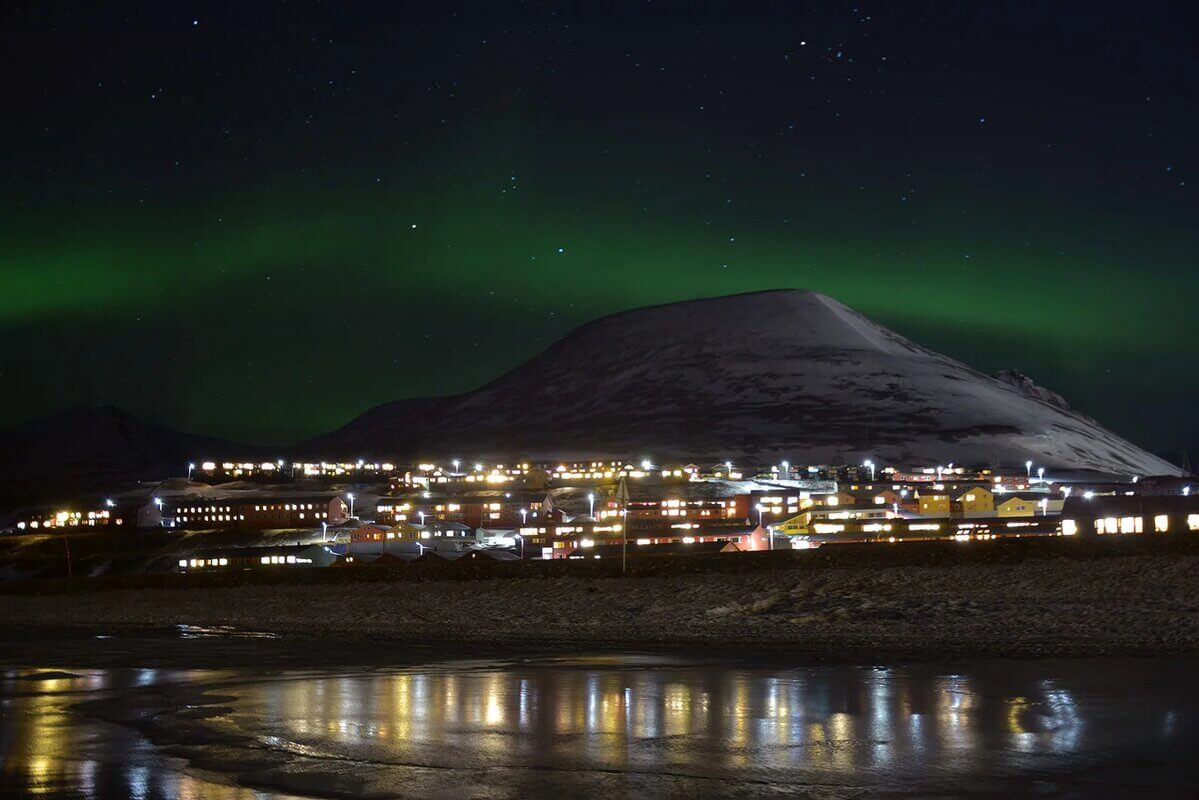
1, 655, 1196, 798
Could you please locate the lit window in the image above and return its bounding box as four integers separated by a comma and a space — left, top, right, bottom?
1154, 515, 1169, 533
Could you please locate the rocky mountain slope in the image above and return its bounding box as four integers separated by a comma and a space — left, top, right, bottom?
317, 290, 1177, 475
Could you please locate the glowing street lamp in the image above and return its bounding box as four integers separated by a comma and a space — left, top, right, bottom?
587, 492, 595, 517
321, 521, 328, 541
1026, 460, 1033, 479
520, 508, 528, 524
781, 460, 790, 477
418, 510, 426, 525
755, 503, 765, 528
347, 493, 355, 518
105, 498, 115, 508
187, 462, 195, 479
474, 463, 483, 472
452, 459, 460, 473
863, 459, 875, 481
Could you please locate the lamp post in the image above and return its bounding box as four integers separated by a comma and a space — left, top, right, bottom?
587, 492, 595, 517
1026, 460, 1033, 480
453, 459, 460, 473
756, 503, 765, 528
418, 510, 426, 525
520, 508, 528, 524
863, 459, 875, 481
321, 521, 328, 542
187, 462, 195, 479
347, 493, 355, 518
781, 460, 789, 478
1037, 467, 1045, 485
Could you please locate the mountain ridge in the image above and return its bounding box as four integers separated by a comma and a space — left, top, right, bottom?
0, 291, 1180, 499
310, 290, 1178, 475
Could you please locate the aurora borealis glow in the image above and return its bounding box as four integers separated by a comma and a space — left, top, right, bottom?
3, 3, 1195, 459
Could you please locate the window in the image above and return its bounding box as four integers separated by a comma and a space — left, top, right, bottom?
1154, 515, 1169, 533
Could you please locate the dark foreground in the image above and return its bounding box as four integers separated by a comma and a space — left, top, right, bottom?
1, 638, 1197, 799
2, 536, 1197, 660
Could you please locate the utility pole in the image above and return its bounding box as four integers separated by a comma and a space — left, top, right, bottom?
616, 476, 630, 574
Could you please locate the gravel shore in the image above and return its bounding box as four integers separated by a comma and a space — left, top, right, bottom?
2, 543, 1197, 661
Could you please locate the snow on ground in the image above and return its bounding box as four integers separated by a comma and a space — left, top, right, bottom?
3, 543, 1196, 659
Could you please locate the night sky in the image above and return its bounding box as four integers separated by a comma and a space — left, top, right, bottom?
3, 2, 1195, 460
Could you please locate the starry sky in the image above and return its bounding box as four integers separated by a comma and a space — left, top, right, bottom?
3, 2, 1196, 460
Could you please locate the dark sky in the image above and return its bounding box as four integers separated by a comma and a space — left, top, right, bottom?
3, 1, 1196, 459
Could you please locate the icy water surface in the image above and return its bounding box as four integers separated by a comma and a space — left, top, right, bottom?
1, 655, 1196, 798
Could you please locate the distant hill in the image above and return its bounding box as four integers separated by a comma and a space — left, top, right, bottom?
311, 290, 1178, 475
0, 406, 257, 510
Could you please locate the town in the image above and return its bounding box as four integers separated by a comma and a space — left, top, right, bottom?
3, 455, 1196, 579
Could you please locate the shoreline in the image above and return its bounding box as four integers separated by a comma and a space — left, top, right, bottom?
3, 537, 1197, 666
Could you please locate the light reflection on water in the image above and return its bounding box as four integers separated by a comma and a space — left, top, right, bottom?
1, 658, 1196, 798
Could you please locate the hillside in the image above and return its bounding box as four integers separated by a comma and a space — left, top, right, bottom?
0, 406, 258, 510
318, 290, 1177, 475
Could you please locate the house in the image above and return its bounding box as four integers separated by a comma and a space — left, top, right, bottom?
177, 544, 338, 571
996, 495, 1051, 517
169, 494, 348, 529
957, 487, 996, 517
565, 540, 741, 559
916, 492, 952, 517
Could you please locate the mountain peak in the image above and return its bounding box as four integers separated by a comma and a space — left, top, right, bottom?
319, 291, 1177, 475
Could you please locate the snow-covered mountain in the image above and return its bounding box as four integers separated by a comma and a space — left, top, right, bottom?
318, 290, 1177, 475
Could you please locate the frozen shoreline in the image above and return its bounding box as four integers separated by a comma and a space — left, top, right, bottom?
2, 547, 1197, 662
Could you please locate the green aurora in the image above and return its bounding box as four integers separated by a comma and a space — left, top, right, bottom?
2, 3, 1195, 459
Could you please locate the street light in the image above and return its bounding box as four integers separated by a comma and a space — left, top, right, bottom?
347, 493, 355, 518
587, 492, 595, 517
781, 460, 789, 477
321, 521, 328, 541
474, 463, 482, 472
452, 459, 460, 473
1026, 460, 1033, 479
105, 498, 115, 508
755, 503, 765, 527
863, 459, 875, 481
187, 462, 195, 479
520, 508, 528, 524
418, 510, 426, 525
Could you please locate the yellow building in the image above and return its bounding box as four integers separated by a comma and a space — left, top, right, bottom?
996, 497, 1039, 517
917, 493, 951, 517
957, 487, 995, 517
